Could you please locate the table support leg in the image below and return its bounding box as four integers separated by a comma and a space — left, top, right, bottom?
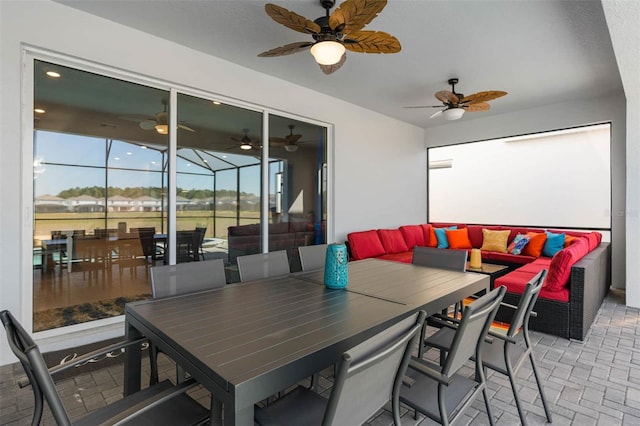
123, 320, 143, 396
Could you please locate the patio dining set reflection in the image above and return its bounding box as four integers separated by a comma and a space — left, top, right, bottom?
40, 226, 207, 279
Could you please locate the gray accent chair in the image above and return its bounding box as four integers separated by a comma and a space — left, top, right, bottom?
298, 244, 328, 271
0, 310, 209, 426
423, 270, 552, 425
236, 250, 290, 282
149, 259, 227, 384
254, 310, 427, 426
411, 246, 468, 272
399, 286, 506, 426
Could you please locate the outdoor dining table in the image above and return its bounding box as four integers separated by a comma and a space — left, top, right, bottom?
123, 258, 490, 426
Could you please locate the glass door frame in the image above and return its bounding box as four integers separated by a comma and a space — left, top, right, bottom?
22, 47, 334, 337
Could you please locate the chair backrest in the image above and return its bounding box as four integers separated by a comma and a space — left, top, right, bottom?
507, 269, 547, 337
236, 250, 290, 282
298, 244, 328, 271
442, 286, 506, 377
412, 246, 468, 272
1, 310, 72, 426
323, 310, 427, 426
150, 258, 227, 299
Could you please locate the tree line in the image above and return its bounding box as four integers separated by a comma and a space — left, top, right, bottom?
57, 186, 251, 200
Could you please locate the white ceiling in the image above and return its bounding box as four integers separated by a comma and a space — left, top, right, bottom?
55, 0, 623, 129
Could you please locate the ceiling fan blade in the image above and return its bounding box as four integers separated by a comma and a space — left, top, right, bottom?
464, 102, 490, 112
319, 52, 347, 74
139, 120, 156, 130
118, 114, 153, 123
178, 123, 195, 132
343, 31, 401, 54
329, 0, 387, 35
430, 110, 443, 119
435, 90, 458, 105
258, 42, 314, 57
286, 134, 303, 143
404, 105, 443, 109
264, 4, 321, 34
269, 137, 286, 146
460, 90, 507, 105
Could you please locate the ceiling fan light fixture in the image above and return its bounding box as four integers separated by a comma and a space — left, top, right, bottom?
155, 124, 169, 134
442, 108, 465, 121
284, 144, 298, 152
240, 142, 253, 150
310, 41, 345, 65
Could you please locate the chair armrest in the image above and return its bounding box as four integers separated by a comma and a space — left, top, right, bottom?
19, 338, 148, 388
428, 314, 460, 329
486, 329, 518, 344
106, 378, 201, 426
408, 357, 451, 385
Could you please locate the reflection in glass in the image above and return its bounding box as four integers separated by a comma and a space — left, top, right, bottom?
33, 60, 168, 331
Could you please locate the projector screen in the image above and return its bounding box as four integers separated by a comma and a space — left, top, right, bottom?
428, 123, 611, 235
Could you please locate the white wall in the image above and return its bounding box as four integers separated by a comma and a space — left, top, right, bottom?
429, 125, 611, 229
425, 95, 628, 295
0, 0, 425, 365
602, 0, 640, 311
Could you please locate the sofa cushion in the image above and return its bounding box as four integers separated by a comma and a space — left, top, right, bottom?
229, 223, 260, 236
347, 230, 385, 260
421, 224, 437, 247
400, 225, 425, 248
542, 231, 566, 257
434, 226, 457, 249
480, 229, 510, 253
585, 232, 602, 251
521, 232, 547, 257
545, 237, 590, 291
377, 229, 409, 254
378, 251, 413, 263
483, 251, 536, 265
496, 270, 569, 303
269, 222, 290, 234
445, 228, 472, 249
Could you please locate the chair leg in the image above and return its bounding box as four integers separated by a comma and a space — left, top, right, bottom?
149, 343, 159, 385
529, 352, 553, 423
482, 386, 496, 426
505, 351, 528, 426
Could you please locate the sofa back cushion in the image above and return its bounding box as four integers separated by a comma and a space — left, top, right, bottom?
347, 230, 386, 260
377, 229, 409, 254
521, 232, 547, 257
545, 237, 591, 291
445, 228, 472, 249
421, 224, 437, 247
229, 223, 260, 236
399, 225, 425, 248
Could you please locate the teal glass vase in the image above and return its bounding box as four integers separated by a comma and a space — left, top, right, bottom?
324, 243, 348, 289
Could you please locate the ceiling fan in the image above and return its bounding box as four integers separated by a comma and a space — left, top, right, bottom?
230, 128, 261, 151
270, 125, 303, 152
120, 99, 195, 134
405, 78, 507, 120
258, 0, 401, 74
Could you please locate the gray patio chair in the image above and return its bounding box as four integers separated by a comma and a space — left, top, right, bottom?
298, 244, 328, 271
412, 246, 468, 271
423, 270, 552, 425
149, 259, 227, 384
399, 286, 506, 426
412, 245, 469, 357
254, 310, 427, 426
236, 250, 290, 282
0, 309, 209, 426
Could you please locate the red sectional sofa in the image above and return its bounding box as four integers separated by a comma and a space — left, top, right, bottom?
346, 223, 610, 340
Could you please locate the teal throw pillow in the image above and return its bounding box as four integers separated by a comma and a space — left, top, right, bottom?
434, 226, 457, 249
542, 231, 566, 257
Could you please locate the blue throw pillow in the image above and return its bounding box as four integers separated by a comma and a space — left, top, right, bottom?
434, 226, 457, 249
508, 234, 530, 255
542, 231, 566, 257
